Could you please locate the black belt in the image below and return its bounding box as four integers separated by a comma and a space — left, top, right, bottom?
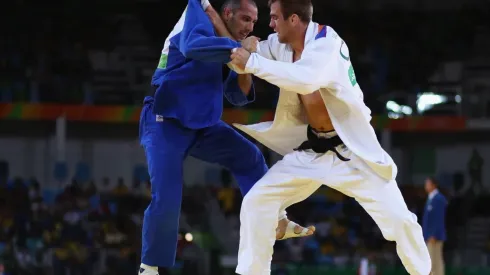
294, 126, 350, 161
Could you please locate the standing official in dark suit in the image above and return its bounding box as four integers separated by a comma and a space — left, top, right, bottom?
423, 177, 447, 275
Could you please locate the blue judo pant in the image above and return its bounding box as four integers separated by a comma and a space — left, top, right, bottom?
139, 97, 268, 267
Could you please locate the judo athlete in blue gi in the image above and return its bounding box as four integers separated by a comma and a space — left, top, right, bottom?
138, 0, 314, 274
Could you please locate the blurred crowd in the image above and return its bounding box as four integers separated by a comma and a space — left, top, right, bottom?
0, 176, 148, 275
2, 162, 490, 274
0, 173, 227, 275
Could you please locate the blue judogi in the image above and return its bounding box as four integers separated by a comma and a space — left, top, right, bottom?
139, 0, 267, 267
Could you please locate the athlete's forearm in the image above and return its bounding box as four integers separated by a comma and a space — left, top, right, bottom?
223, 71, 255, 106
237, 74, 253, 96
205, 5, 234, 40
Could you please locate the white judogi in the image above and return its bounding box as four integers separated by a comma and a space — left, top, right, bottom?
233, 22, 431, 275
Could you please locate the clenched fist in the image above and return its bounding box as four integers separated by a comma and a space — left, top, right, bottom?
240, 36, 260, 53
230, 48, 252, 71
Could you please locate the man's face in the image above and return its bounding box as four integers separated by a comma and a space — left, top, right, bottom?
223, 1, 258, 41
424, 179, 434, 194
269, 1, 291, 43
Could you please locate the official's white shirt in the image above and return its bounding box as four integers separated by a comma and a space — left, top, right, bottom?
232, 21, 397, 180
428, 189, 439, 201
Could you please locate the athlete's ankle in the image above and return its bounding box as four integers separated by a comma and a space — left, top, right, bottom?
277, 218, 289, 229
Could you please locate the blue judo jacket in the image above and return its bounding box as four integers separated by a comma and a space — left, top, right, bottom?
150, 0, 254, 129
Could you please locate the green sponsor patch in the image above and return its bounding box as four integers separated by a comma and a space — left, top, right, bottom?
157, 54, 168, 69
348, 64, 357, 86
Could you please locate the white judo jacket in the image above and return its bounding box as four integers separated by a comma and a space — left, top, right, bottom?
233, 21, 397, 181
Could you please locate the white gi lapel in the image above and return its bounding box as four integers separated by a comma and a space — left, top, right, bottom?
234, 22, 319, 155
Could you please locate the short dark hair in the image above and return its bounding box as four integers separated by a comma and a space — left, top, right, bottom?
427, 176, 439, 188
221, 0, 257, 13
268, 0, 312, 23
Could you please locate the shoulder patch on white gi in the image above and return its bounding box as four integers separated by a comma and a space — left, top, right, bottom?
315, 25, 327, 40
156, 115, 164, 122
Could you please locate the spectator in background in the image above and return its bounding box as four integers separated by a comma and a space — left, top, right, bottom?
113, 178, 129, 197
217, 170, 236, 217
99, 177, 112, 194
422, 177, 447, 275
468, 148, 484, 194
0, 160, 8, 185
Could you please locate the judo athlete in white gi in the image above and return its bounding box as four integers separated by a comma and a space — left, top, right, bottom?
227, 0, 432, 274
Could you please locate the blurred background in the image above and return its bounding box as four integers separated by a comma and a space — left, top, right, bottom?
1, 0, 490, 274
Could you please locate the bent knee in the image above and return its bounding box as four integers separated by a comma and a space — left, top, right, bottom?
390, 210, 419, 236
379, 208, 418, 241
241, 187, 281, 215
393, 209, 418, 226
240, 141, 267, 166
242, 190, 263, 210
231, 145, 268, 183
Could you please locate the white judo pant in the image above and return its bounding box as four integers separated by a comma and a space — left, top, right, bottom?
236, 145, 431, 275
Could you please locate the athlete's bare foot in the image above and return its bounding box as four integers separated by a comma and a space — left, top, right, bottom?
276, 218, 315, 240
